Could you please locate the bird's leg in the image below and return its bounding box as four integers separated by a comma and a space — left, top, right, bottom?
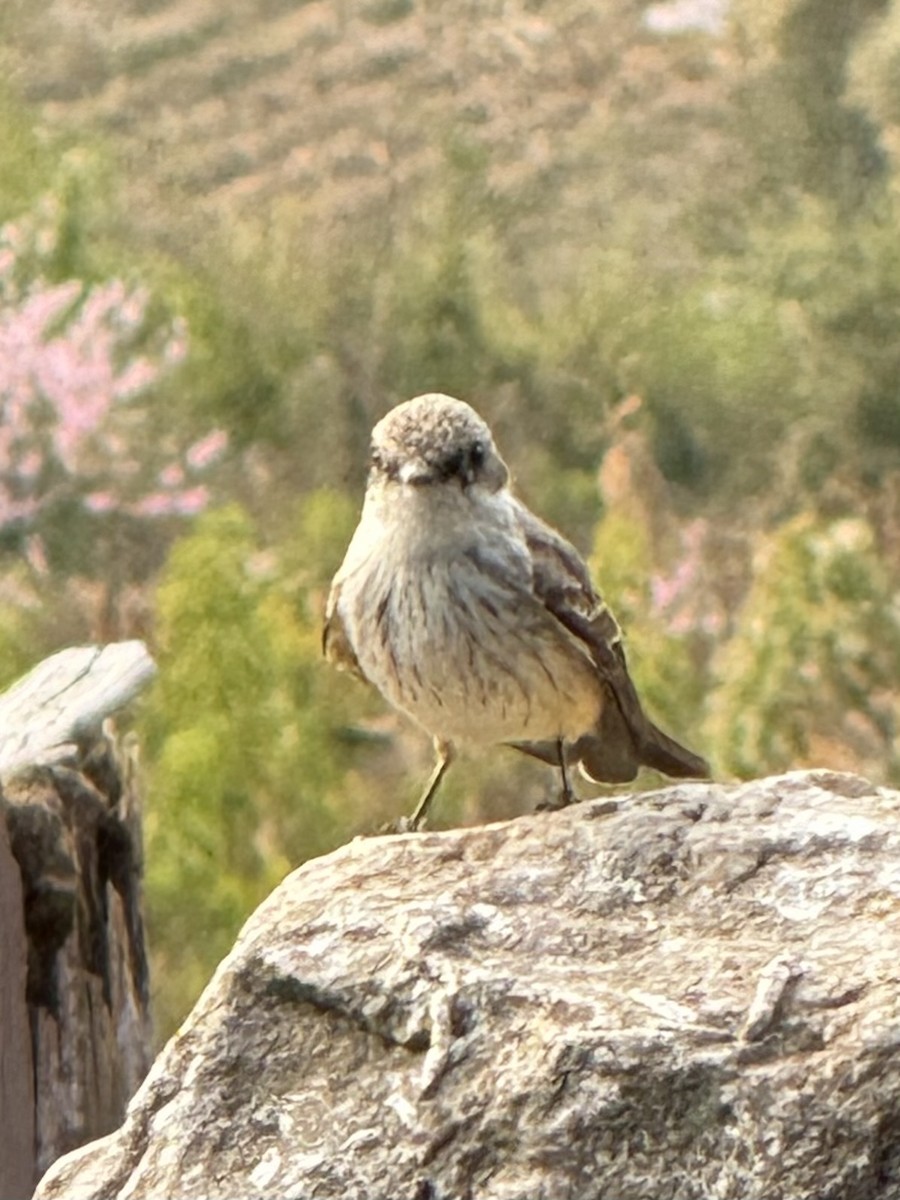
408, 738, 455, 831
557, 737, 575, 806
535, 738, 576, 812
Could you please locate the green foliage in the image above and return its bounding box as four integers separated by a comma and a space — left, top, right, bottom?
0, 88, 82, 224
552, 257, 800, 497
591, 512, 708, 750
140, 495, 385, 1035
728, 0, 886, 212
361, 0, 413, 23
142, 506, 285, 1027
707, 515, 900, 781
849, 2, 900, 134
0, 586, 43, 692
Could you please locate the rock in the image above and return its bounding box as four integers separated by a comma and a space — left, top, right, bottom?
34, 770, 900, 1200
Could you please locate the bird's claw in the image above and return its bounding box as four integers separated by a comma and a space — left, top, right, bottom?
535, 786, 577, 813
357, 814, 422, 837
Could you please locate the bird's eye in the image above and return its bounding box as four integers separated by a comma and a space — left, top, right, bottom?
442, 449, 464, 479
469, 442, 486, 469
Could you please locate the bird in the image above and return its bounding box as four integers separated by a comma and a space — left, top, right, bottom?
323, 393, 709, 830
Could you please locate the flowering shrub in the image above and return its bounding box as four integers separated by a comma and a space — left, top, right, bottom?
0, 202, 227, 570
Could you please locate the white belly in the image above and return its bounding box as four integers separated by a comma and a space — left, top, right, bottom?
344, 552, 602, 746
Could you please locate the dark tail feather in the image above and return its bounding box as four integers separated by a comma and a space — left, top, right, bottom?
511, 733, 640, 783
579, 683, 709, 782
572, 697, 641, 782
576, 717, 708, 783
510, 703, 709, 786
526, 700, 708, 785
636, 720, 709, 780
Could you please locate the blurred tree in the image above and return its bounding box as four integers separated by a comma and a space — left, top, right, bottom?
142, 505, 290, 1032
0, 98, 51, 218
849, 0, 900, 165
140, 494, 397, 1037
590, 416, 720, 752
707, 514, 900, 783
0, 177, 229, 639
723, 0, 887, 219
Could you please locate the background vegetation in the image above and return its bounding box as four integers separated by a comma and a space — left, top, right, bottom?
2, 0, 900, 1036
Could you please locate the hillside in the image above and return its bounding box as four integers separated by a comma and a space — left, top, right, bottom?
0, 0, 730, 258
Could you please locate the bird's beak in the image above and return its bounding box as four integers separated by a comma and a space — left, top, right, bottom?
398, 458, 436, 486
482, 455, 509, 492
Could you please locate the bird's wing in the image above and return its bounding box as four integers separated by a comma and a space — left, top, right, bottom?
322, 579, 367, 682
511, 498, 709, 779
511, 498, 639, 708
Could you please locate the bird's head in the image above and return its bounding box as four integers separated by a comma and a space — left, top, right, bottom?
369, 394, 509, 494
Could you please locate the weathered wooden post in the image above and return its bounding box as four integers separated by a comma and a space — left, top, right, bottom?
0, 642, 156, 1196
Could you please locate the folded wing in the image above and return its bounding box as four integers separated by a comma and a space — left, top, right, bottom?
510, 499, 709, 782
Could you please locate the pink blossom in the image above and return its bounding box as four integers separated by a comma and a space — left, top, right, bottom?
113, 357, 159, 400
128, 486, 211, 518
0, 222, 25, 254
19, 281, 82, 334
701, 611, 727, 636
159, 463, 186, 488
71, 285, 116, 336
85, 491, 118, 513
130, 492, 180, 517
114, 285, 148, 332
0, 490, 39, 524
185, 429, 228, 470
172, 486, 210, 515
24, 534, 49, 575
667, 610, 698, 636
15, 450, 42, 480
645, 518, 729, 642
650, 573, 682, 615
163, 318, 189, 365
0, 201, 217, 558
